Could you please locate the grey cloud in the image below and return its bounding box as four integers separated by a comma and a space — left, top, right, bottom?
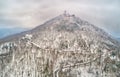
0, 0, 120, 37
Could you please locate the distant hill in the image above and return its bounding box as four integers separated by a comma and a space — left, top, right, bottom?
117, 38, 120, 41
0, 27, 26, 39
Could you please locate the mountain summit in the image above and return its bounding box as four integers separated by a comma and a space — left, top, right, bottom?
0, 13, 120, 77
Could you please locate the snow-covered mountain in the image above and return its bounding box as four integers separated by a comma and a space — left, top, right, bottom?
0, 13, 120, 77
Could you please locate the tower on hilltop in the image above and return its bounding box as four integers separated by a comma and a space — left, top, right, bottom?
63, 10, 75, 17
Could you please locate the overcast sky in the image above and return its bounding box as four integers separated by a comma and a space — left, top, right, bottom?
0, 0, 120, 37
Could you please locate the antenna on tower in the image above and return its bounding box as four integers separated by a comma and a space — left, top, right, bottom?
63, 10, 67, 16
63, 10, 71, 17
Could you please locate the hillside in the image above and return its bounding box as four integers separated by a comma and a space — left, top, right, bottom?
0, 13, 120, 77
